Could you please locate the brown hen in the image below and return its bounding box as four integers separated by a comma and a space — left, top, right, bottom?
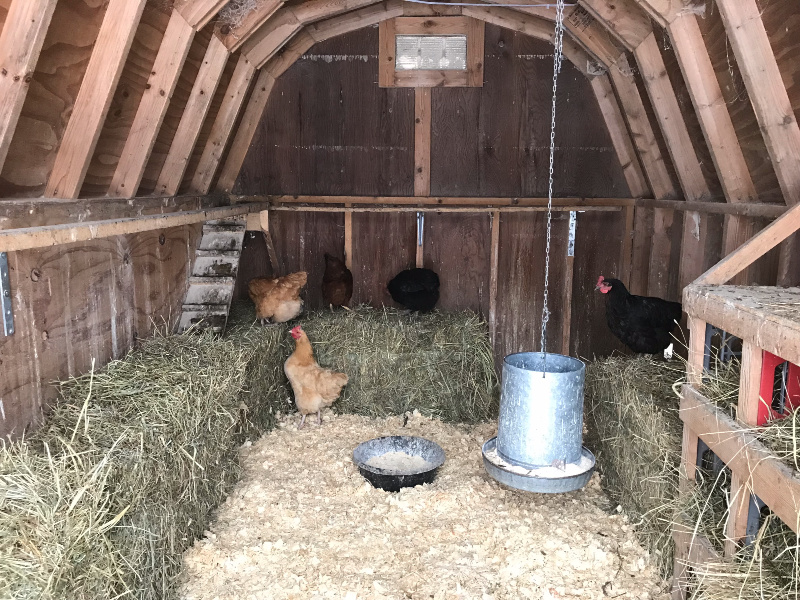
248, 271, 307, 325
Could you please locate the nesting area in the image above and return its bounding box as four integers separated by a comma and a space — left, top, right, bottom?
180, 412, 669, 600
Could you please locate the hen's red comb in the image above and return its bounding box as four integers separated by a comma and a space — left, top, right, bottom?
596, 275, 605, 286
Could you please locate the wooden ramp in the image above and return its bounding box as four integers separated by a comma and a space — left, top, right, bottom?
177, 217, 246, 333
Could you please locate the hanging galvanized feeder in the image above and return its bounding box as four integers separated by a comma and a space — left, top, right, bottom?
482, 352, 595, 493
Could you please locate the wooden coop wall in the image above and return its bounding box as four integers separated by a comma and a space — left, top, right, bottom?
233, 26, 630, 362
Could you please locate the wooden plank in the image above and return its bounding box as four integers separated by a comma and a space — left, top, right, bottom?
108, 10, 195, 198
239, 194, 636, 207
377, 18, 395, 88
683, 284, 800, 368
44, 0, 147, 199
190, 54, 255, 193
637, 197, 785, 219
241, 7, 302, 68
561, 253, 575, 355
681, 384, 800, 535
215, 69, 276, 193
589, 74, 649, 197
154, 35, 229, 196
310, 0, 403, 43
634, 33, 712, 290
269, 204, 622, 213
694, 203, 800, 285
344, 204, 353, 270
578, 0, 653, 51
667, 14, 758, 283
738, 341, 764, 426
216, 0, 284, 51
467, 17, 485, 87
260, 210, 279, 271
174, 0, 227, 29
414, 87, 431, 197
0, 0, 58, 172
686, 315, 705, 389
292, 0, 382, 25
261, 29, 316, 76
0, 203, 267, 253
620, 205, 635, 288
638, 0, 691, 28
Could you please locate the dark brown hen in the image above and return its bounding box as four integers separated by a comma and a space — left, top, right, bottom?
322, 253, 353, 308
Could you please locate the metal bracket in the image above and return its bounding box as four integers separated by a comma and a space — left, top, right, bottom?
416, 212, 424, 247
567, 211, 577, 257
0, 252, 14, 336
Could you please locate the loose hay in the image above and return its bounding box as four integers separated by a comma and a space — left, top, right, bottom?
584, 355, 684, 579
228, 302, 499, 424
180, 412, 670, 600
0, 330, 255, 600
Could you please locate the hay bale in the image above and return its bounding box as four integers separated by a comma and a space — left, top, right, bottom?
0, 330, 254, 600
585, 355, 685, 578
228, 302, 499, 424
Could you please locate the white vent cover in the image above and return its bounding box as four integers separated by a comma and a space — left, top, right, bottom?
395, 35, 467, 71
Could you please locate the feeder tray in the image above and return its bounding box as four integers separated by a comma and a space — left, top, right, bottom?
482, 436, 595, 493
353, 436, 445, 492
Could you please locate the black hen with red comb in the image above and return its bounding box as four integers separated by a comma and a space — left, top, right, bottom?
595, 276, 683, 355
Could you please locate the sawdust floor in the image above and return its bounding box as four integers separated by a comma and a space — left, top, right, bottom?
180, 412, 671, 600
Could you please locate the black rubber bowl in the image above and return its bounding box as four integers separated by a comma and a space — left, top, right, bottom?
353, 435, 445, 492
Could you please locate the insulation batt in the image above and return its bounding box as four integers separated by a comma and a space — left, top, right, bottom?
180, 412, 670, 600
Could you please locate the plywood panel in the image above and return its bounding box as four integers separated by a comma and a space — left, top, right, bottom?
236, 27, 415, 196
0, 0, 108, 198
351, 212, 416, 307
81, 4, 172, 196
268, 210, 345, 309
423, 212, 491, 315
0, 224, 200, 439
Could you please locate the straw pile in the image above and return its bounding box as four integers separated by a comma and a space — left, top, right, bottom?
0, 330, 258, 600
228, 302, 499, 424
584, 355, 685, 578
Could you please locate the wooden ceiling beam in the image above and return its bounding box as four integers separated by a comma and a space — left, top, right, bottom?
45, 0, 147, 199
578, 0, 653, 51
215, 69, 277, 194
261, 30, 316, 76
154, 35, 230, 197
716, 0, 800, 285
174, 0, 228, 30
190, 54, 256, 194
108, 10, 195, 198
308, 0, 404, 43
216, 0, 285, 51
0, 0, 58, 173
636, 0, 694, 29
634, 32, 712, 290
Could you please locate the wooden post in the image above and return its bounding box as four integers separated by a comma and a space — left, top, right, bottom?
259, 210, 279, 272
0, 0, 58, 172
414, 87, 431, 268
562, 252, 575, 355
109, 10, 195, 198
45, 0, 148, 198
344, 204, 353, 271
155, 36, 230, 197
489, 211, 500, 347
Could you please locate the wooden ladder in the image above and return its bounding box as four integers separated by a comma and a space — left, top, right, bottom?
177, 217, 246, 333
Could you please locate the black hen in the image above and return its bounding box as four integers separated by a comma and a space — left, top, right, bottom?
322, 253, 353, 308
595, 276, 682, 355
387, 268, 440, 312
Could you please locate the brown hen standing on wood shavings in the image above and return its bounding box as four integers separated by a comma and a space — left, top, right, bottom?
179, 413, 670, 600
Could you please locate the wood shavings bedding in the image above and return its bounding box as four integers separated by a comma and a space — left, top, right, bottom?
180, 412, 670, 600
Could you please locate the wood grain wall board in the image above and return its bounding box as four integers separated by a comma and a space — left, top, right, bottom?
0, 0, 109, 198
178, 51, 238, 193
422, 212, 491, 316
236, 27, 415, 197
267, 210, 345, 309
350, 212, 416, 307
0, 224, 200, 439
493, 211, 570, 367
138, 27, 212, 194
568, 209, 629, 360
80, 4, 172, 196
430, 87, 481, 197
232, 228, 275, 301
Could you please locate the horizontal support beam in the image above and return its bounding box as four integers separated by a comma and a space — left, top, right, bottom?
681, 385, 800, 535
636, 198, 786, 219
0, 202, 268, 253
232, 194, 637, 207
268, 205, 622, 214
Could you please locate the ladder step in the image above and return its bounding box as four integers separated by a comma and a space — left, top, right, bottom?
184, 277, 235, 305
199, 227, 245, 251
178, 305, 228, 333
192, 251, 240, 277
206, 217, 246, 228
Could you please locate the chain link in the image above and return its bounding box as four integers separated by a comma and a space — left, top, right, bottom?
540, 0, 565, 358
